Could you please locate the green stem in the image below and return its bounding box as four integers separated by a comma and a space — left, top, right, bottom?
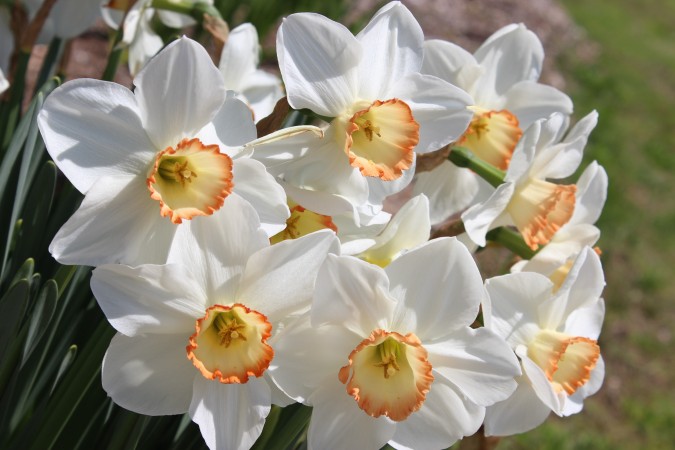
151, 0, 222, 20
33, 38, 63, 95
485, 227, 536, 259
102, 28, 125, 82
447, 146, 506, 188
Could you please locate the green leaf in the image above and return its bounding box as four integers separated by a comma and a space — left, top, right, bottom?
21, 279, 58, 367
49, 345, 77, 397
8, 259, 34, 289
0, 279, 30, 358
12, 161, 57, 268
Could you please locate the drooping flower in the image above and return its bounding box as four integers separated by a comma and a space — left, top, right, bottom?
462, 112, 599, 250
483, 247, 605, 436
269, 238, 520, 450
91, 198, 339, 450
38, 37, 289, 266
511, 160, 608, 289
257, 1, 473, 217
218, 23, 285, 122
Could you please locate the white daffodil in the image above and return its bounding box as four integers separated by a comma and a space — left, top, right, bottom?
261, 1, 473, 217
462, 112, 598, 250
91, 199, 339, 450
483, 247, 605, 435
219, 23, 284, 123
511, 161, 608, 289
422, 23, 572, 170
38, 37, 289, 267
22, 0, 102, 43
269, 238, 520, 450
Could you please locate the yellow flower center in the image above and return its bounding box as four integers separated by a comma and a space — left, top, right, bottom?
147, 138, 234, 224
508, 178, 576, 250
338, 329, 433, 422
458, 107, 522, 170
338, 99, 419, 181
528, 329, 600, 395
187, 304, 273, 384
270, 200, 337, 245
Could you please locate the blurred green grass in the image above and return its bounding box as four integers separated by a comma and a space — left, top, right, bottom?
498, 0, 675, 448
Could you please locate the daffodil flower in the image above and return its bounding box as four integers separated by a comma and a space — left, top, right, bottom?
269, 238, 520, 450
422, 23, 573, 170
462, 112, 598, 250
38, 37, 289, 266
511, 160, 608, 289
483, 247, 605, 435
91, 200, 339, 450
219, 23, 284, 123
262, 1, 473, 217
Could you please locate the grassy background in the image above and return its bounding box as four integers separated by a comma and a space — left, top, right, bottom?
499, 0, 675, 448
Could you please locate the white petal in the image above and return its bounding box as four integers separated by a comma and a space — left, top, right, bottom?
356, 2, 423, 99
365, 158, 416, 208
311, 254, 396, 335
503, 81, 573, 128
232, 158, 290, 236
157, 9, 195, 28
506, 121, 540, 182
91, 264, 207, 336
196, 94, 257, 156
540, 247, 605, 329
413, 161, 482, 225
563, 299, 605, 340
239, 73, 285, 122
426, 327, 520, 406
219, 23, 259, 87
386, 238, 484, 337
127, 9, 164, 76
277, 13, 360, 116
282, 180, 359, 217
38, 79, 155, 193
50, 0, 102, 39
562, 355, 604, 416
483, 272, 552, 347
360, 194, 430, 264
0, 69, 7, 95
168, 194, 269, 301
484, 374, 552, 436
277, 132, 370, 212
518, 346, 563, 413
421, 39, 479, 90
390, 379, 484, 449
473, 24, 544, 101
190, 376, 271, 450
135, 37, 226, 149
48, 175, 175, 266
269, 317, 359, 402
461, 183, 514, 247
102, 333, 196, 415
248, 125, 325, 170
238, 230, 339, 320
515, 224, 600, 275
571, 161, 608, 225
393, 73, 473, 153
307, 382, 396, 450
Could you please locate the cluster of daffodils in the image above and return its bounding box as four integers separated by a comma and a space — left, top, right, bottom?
33, 2, 607, 449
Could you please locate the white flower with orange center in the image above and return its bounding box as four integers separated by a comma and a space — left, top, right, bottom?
482, 247, 605, 436
218, 23, 285, 123
511, 160, 608, 290
269, 238, 521, 450
422, 23, 573, 170
38, 37, 291, 267
462, 112, 599, 250
90, 201, 339, 450
263, 1, 473, 217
